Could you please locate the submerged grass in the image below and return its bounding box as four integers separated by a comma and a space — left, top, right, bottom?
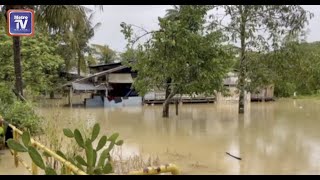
31, 101, 165, 174
111, 147, 161, 174
34, 102, 90, 172
292, 94, 320, 100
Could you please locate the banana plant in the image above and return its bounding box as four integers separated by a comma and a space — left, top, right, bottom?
6, 123, 123, 175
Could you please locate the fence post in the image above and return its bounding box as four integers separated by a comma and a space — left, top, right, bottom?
32, 162, 38, 175
13, 128, 19, 167
65, 167, 71, 175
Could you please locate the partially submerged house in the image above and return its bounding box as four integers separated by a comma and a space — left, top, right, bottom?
250, 84, 274, 102
63, 63, 274, 108
64, 62, 215, 107
216, 72, 274, 102
63, 63, 141, 108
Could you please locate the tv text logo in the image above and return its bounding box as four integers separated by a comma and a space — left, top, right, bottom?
7, 10, 35, 36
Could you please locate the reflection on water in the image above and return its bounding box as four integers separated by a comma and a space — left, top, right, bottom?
1, 99, 320, 174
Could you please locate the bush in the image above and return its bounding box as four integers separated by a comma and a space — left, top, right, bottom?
0, 83, 15, 105
274, 82, 296, 97
0, 84, 42, 135
4, 101, 42, 134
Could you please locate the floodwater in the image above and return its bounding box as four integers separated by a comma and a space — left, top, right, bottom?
1, 98, 320, 175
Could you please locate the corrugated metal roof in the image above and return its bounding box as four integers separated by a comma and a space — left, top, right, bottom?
72, 82, 108, 91
108, 73, 133, 83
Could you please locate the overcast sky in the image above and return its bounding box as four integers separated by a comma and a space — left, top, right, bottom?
87, 5, 320, 53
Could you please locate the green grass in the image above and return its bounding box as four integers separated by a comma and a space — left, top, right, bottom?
291, 94, 320, 100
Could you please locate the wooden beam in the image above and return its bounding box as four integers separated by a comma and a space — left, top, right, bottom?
60, 65, 127, 88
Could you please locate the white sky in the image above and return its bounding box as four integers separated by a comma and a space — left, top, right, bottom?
87, 5, 320, 53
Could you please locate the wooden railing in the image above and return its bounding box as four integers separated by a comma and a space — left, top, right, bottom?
0, 117, 86, 175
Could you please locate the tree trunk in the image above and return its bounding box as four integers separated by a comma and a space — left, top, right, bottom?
77, 50, 81, 77
13, 36, 23, 96
162, 78, 172, 118
162, 93, 175, 118
50, 91, 55, 99
175, 99, 179, 115
238, 6, 247, 114
238, 115, 245, 174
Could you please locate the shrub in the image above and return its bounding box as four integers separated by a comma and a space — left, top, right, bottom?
0, 84, 42, 135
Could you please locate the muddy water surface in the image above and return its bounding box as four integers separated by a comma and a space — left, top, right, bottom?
1, 99, 320, 174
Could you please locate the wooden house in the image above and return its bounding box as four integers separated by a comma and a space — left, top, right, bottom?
217, 72, 274, 102
63, 62, 141, 108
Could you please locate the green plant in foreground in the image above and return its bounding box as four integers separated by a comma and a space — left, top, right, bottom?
0, 126, 4, 149
7, 123, 123, 175
0, 127, 3, 136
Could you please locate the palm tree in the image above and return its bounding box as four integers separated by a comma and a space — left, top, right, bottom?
65, 10, 102, 76
91, 44, 116, 64
1, 5, 103, 96
165, 5, 181, 20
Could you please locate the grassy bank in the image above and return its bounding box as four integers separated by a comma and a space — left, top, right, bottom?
291, 94, 320, 100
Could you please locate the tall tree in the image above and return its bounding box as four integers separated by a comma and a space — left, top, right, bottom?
122, 5, 234, 117
209, 5, 313, 114
65, 11, 102, 76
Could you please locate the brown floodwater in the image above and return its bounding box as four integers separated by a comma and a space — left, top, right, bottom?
1, 98, 320, 175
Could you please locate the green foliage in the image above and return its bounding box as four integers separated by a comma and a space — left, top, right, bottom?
63, 128, 74, 138
91, 44, 117, 64
271, 41, 320, 97
0, 84, 42, 134
28, 146, 46, 169
0, 101, 42, 134
7, 139, 28, 152
209, 5, 313, 51
62, 10, 102, 75
0, 83, 16, 105
0, 126, 4, 149
7, 123, 123, 175
208, 5, 312, 112
244, 40, 320, 97
0, 127, 4, 136
0, 28, 65, 96
121, 5, 234, 100
63, 124, 123, 174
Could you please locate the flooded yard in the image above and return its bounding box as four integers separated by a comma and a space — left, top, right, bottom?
1, 99, 320, 174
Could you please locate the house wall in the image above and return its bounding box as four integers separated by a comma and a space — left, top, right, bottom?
251, 85, 274, 99
104, 97, 142, 108
85, 96, 104, 107
216, 86, 251, 103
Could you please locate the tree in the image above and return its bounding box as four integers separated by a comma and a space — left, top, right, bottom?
165, 5, 180, 20
269, 41, 320, 97
209, 5, 313, 114
122, 5, 234, 117
91, 44, 117, 64
0, 28, 65, 97
1, 5, 103, 96
64, 11, 102, 76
